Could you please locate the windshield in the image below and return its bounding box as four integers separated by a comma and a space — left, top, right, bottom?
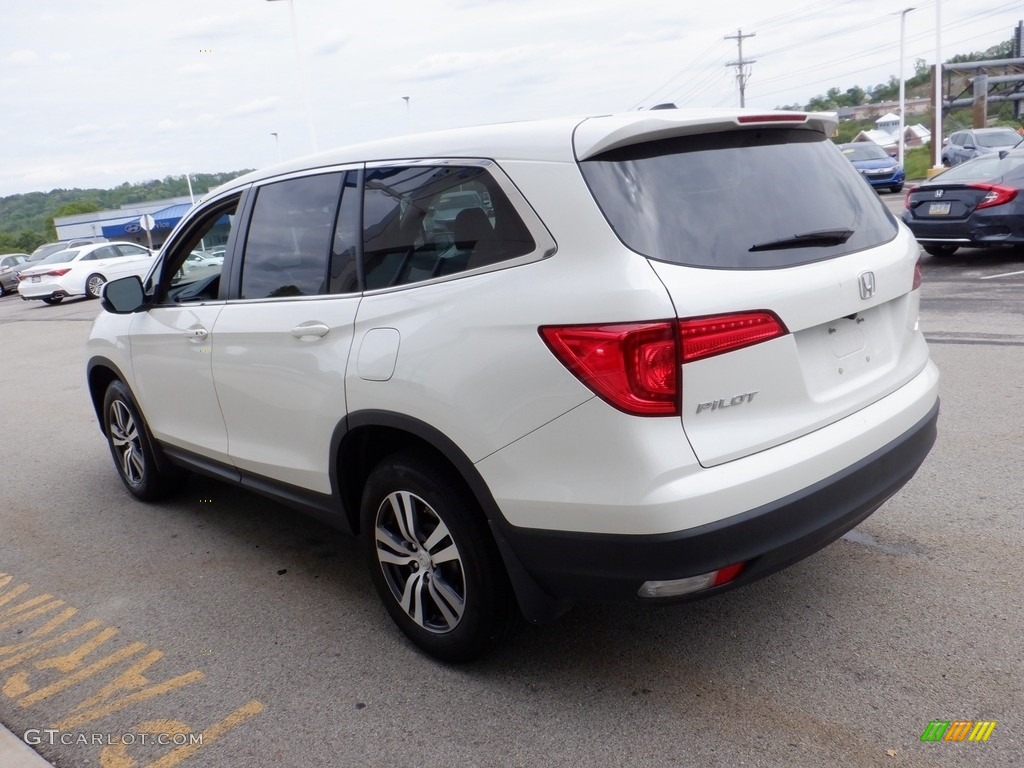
841, 144, 890, 162
976, 130, 1022, 148
580, 128, 897, 269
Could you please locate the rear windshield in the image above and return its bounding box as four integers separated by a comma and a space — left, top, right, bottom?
975, 129, 1021, 148
930, 149, 1024, 184
579, 128, 897, 269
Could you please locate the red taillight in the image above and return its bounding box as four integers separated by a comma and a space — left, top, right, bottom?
540, 311, 788, 417
678, 312, 786, 363
903, 185, 916, 210
540, 321, 679, 416
44, 268, 72, 277
912, 258, 923, 290
972, 183, 1017, 210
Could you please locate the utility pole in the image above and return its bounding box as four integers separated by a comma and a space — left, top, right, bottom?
725, 28, 756, 107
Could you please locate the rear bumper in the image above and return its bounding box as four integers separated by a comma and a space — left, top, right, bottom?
19, 282, 71, 301
903, 208, 1024, 246
495, 398, 938, 606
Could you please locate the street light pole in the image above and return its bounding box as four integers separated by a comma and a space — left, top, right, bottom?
933, 0, 943, 170
266, 0, 318, 153
270, 131, 282, 162
898, 7, 915, 168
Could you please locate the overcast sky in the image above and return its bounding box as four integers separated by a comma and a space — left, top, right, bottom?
1, 0, 1020, 197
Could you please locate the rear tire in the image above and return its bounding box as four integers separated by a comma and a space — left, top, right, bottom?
86, 273, 106, 299
361, 451, 519, 662
923, 244, 959, 257
102, 381, 182, 500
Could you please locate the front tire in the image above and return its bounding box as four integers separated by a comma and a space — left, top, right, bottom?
86, 273, 106, 299
923, 244, 959, 257
361, 451, 519, 662
102, 381, 182, 500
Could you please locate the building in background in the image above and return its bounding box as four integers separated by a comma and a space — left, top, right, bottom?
55, 196, 194, 248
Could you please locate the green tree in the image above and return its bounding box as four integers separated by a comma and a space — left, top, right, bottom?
50, 201, 101, 237
842, 85, 867, 107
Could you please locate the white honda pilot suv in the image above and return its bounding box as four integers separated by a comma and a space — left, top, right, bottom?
87, 110, 939, 662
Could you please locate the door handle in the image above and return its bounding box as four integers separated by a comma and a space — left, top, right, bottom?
185, 327, 209, 341
291, 322, 330, 339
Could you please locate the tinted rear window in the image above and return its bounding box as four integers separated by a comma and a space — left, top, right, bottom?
975, 130, 1021, 148
579, 128, 897, 269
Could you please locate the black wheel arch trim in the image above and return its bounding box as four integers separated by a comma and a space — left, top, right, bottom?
86, 356, 134, 430
87, 358, 181, 479
336, 409, 571, 623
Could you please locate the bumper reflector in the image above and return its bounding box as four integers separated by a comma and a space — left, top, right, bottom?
638, 562, 746, 598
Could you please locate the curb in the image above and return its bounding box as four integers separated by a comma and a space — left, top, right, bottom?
0, 725, 56, 768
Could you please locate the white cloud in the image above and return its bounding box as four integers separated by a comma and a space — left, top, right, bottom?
70, 124, 103, 137
410, 46, 548, 80
178, 62, 213, 76
228, 97, 280, 117
6, 50, 39, 66
0, 0, 1021, 195
315, 32, 348, 57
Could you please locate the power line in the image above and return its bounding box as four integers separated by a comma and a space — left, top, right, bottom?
724, 28, 757, 107
628, 1, 1020, 111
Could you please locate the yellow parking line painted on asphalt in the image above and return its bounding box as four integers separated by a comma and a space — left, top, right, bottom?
17, 642, 150, 707
1, 620, 107, 673
55, 651, 206, 729
0, 573, 265, 766
102, 702, 267, 768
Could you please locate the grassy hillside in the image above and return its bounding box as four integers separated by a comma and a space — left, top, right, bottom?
0, 172, 250, 253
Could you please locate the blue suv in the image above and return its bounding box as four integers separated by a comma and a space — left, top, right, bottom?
839, 142, 905, 193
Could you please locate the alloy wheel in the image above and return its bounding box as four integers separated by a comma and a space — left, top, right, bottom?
373, 490, 466, 634
109, 399, 145, 486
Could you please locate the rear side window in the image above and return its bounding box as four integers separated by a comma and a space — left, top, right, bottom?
362, 165, 535, 289
579, 128, 897, 269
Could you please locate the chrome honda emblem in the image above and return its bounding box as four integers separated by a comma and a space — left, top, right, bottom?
858, 271, 876, 300
934, 189, 944, 199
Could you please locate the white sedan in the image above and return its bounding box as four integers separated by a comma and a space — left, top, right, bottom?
18, 242, 154, 304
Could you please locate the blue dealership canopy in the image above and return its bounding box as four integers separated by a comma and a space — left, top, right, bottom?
101, 203, 192, 238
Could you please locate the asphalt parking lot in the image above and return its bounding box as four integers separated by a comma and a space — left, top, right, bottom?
1, 228, 1022, 767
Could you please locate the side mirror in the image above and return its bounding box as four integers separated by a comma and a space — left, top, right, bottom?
101, 276, 146, 314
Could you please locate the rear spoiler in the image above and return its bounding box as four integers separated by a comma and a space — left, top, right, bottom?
574, 110, 838, 161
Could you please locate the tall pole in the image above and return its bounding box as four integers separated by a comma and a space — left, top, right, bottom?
932, 0, 943, 170
266, 0, 318, 153
725, 29, 757, 108
898, 8, 915, 167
